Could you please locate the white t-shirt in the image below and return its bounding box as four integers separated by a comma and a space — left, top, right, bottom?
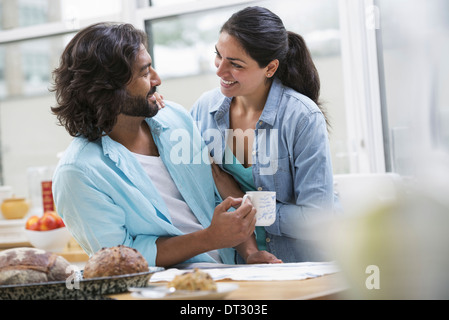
132, 153, 222, 263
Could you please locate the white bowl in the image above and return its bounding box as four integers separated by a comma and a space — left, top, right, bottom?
24, 227, 72, 252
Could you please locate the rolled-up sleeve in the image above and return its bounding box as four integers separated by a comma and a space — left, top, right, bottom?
53, 164, 160, 265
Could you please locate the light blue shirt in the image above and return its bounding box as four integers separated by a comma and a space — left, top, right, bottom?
191, 78, 339, 262
52, 102, 236, 266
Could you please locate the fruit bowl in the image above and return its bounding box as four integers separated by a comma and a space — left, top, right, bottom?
24, 227, 72, 252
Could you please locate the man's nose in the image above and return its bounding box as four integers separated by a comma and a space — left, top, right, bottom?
151, 70, 162, 87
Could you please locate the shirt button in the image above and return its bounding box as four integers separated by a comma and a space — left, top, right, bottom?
252, 150, 256, 156
257, 187, 263, 191
266, 237, 271, 243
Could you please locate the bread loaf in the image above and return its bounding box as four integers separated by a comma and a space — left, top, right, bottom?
0, 247, 72, 285
83, 245, 148, 279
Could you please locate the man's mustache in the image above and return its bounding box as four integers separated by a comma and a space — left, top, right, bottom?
147, 86, 157, 99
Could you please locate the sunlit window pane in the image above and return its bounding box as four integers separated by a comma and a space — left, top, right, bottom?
0, 0, 122, 99
378, 0, 449, 175
0, 35, 74, 100
148, 9, 233, 79
0, 0, 122, 30
60, 0, 122, 21
150, 0, 198, 7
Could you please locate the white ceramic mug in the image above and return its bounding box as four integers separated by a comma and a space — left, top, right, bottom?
242, 191, 276, 226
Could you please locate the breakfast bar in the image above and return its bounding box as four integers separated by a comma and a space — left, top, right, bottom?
0, 226, 349, 301
107, 262, 348, 300
109, 272, 348, 300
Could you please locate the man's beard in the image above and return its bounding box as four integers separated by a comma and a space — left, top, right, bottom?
120, 88, 159, 118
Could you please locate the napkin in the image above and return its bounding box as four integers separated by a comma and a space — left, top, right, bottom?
150, 261, 339, 282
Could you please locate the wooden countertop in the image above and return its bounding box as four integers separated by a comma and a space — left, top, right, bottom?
109, 272, 348, 300
0, 236, 89, 262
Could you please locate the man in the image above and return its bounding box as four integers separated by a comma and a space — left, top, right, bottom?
51, 22, 280, 267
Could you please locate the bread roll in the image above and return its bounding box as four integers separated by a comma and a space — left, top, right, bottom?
0, 247, 72, 285
168, 268, 217, 291
82, 245, 148, 279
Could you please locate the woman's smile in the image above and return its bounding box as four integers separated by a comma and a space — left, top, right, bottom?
221, 78, 237, 88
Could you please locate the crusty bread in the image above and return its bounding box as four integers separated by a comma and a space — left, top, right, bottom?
168, 268, 217, 291
0, 247, 72, 285
82, 245, 148, 279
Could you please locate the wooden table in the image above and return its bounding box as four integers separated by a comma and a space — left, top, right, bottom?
1, 237, 349, 300
109, 272, 348, 300
224, 273, 347, 300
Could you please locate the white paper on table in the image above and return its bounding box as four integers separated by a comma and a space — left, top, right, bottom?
150, 261, 340, 282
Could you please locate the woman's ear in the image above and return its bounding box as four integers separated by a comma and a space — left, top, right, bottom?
266, 59, 280, 78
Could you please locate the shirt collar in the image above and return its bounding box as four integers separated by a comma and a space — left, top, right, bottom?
209, 94, 232, 119
101, 116, 169, 160
259, 78, 283, 126
209, 78, 284, 126
146, 117, 169, 136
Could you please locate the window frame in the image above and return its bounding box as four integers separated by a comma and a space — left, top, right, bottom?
337, 0, 387, 174
0, 0, 133, 46
134, 0, 259, 30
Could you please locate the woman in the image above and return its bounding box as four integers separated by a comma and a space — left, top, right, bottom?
191, 6, 339, 263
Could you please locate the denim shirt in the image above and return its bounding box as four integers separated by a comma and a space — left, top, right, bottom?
191, 78, 339, 262
52, 102, 236, 266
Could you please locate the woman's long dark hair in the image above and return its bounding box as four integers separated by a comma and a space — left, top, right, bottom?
50, 22, 147, 141
221, 6, 330, 129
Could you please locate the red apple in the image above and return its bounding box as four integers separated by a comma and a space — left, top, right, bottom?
44, 211, 59, 219
46, 211, 65, 228
25, 215, 40, 231
56, 216, 65, 228
39, 212, 59, 231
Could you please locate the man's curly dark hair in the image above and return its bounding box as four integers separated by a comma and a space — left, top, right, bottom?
50, 22, 148, 141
